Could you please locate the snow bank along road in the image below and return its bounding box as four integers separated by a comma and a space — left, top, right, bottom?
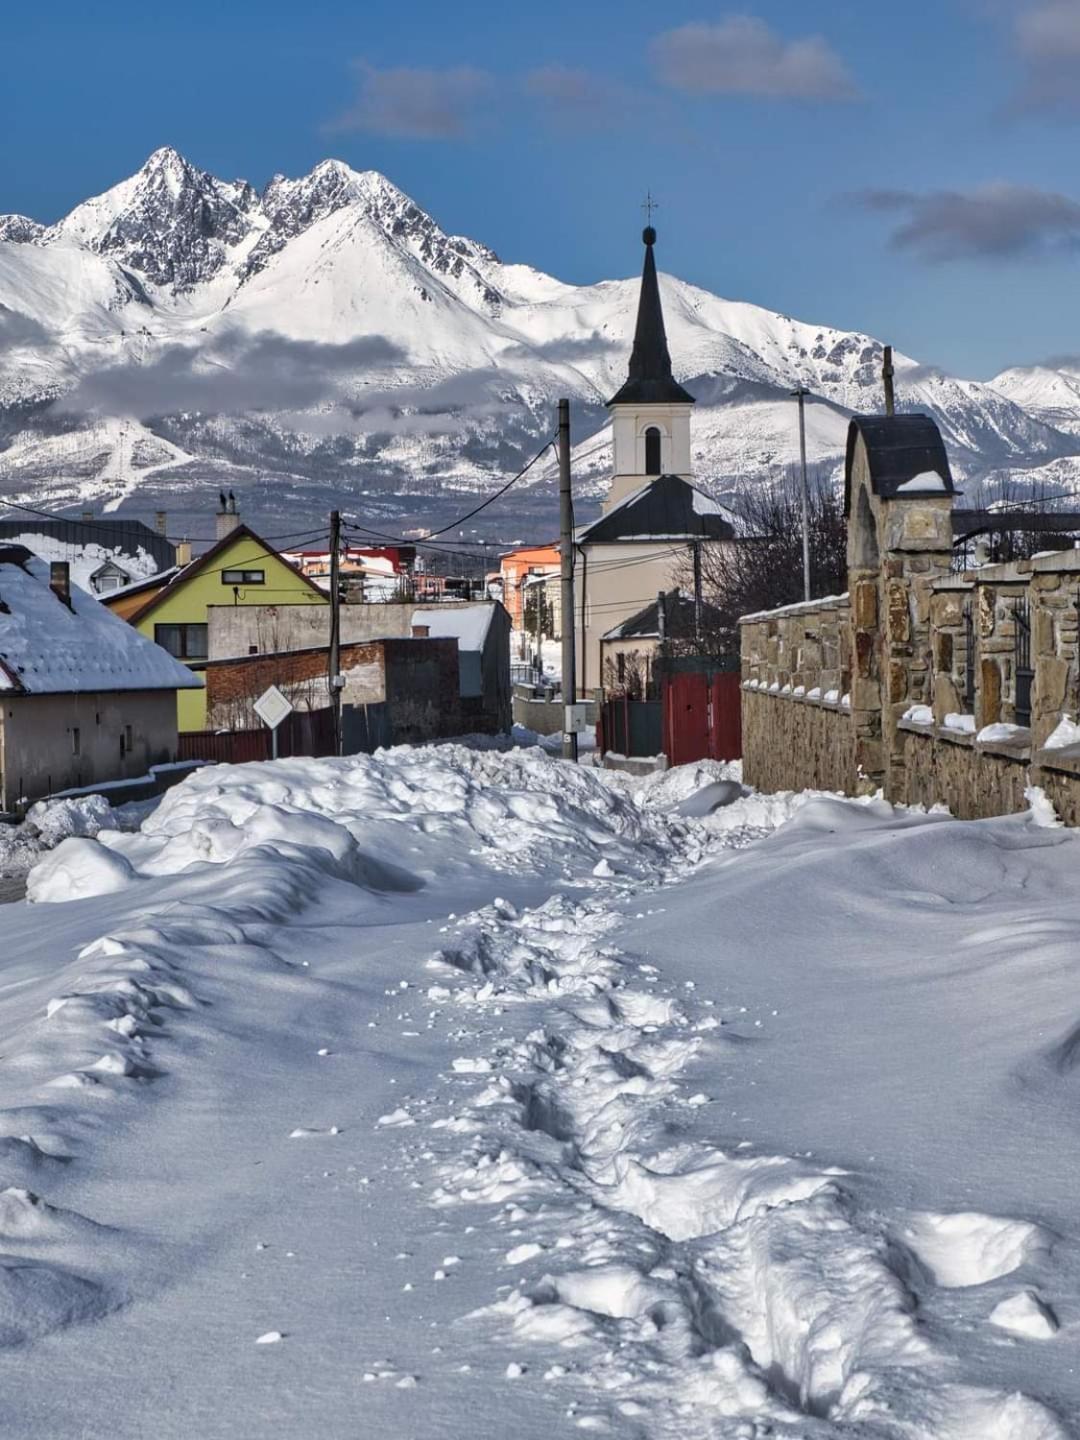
0, 747, 1079, 1438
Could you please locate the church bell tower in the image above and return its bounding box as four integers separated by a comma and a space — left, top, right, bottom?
604, 224, 695, 511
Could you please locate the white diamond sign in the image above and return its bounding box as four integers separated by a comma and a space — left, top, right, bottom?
253, 684, 293, 731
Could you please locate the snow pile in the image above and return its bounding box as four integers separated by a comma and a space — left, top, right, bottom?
944, 711, 977, 734
0, 793, 152, 882
978, 721, 1028, 743
903, 703, 934, 725
26, 745, 723, 905
1044, 715, 1080, 750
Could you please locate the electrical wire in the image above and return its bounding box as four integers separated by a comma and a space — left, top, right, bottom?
341, 436, 557, 547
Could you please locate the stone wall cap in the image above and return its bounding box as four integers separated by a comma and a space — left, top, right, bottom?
1035, 742, 1080, 775
738, 592, 850, 624
930, 576, 975, 592
1031, 548, 1080, 574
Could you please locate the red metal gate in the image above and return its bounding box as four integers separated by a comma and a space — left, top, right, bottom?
662, 670, 742, 766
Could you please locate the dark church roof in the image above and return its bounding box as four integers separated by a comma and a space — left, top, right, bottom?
607, 227, 696, 408
844, 414, 955, 511
578, 473, 736, 545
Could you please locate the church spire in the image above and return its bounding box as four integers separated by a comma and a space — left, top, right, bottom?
608, 226, 695, 408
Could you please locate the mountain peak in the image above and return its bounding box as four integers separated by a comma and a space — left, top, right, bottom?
143, 145, 190, 173
0, 214, 45, 244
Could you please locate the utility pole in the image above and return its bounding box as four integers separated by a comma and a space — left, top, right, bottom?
533, 586, 543, 679
791, 385, 811, 602
558, 398, 578, 762
692, 544, 703, 641
329, 509, 342, 757
882, 345, 896, 416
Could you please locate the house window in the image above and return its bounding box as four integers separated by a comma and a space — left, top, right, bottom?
92, 572, 128, 593
155, 623, 208, 660
221, 569, 265, 586
72, 727, 80, 756
645, 426, 662, 475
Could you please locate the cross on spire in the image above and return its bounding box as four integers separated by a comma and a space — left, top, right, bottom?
641, 191, 659, 225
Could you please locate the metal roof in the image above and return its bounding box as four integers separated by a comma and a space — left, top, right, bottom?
951, 509, 1080, 540
607, 228, 695, 408
844, 414, 955, 511
578, 474, 736, 545
0, 517, 176, 572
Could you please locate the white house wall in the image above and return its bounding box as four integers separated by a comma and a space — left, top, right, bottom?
607, 404, 694, 511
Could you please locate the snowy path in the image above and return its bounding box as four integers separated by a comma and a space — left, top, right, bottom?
0, 751, 1078, 1436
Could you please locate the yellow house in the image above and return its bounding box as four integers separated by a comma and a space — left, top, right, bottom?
103, 525, 328, 731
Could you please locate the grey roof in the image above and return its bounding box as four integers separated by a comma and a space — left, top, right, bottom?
602, 589, 722, 641
578, 474, 736, 545
607, 228, 695, 408
952, 509, 1080, 541
0, 517, 176, 572
844, 414, 955, 511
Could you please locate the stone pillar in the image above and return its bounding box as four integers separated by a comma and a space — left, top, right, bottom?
846, 433, 954, 798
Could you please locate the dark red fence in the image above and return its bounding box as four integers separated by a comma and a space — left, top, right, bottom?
178, 707, 336, 765
662, 670, 742, 766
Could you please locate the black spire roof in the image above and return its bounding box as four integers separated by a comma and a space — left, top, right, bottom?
608, 227, 695, 408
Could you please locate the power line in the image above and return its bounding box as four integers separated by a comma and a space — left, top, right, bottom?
0, 498, 333, 549
341, 436, 556, 548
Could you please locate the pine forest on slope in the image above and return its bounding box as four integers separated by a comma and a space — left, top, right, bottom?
2, 145, 1080, 541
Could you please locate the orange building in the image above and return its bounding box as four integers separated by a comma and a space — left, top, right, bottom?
499, 545, 560, 630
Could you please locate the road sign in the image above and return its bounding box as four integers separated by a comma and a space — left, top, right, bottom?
253, 686, 293, 758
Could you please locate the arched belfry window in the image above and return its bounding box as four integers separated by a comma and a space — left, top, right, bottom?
644, 426, 662, 475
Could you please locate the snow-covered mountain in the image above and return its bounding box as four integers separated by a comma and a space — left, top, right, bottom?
2, 145, 1080, 540
988, 363, 1080, 441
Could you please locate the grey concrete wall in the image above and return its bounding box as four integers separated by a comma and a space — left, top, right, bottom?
210, 601, 513, 735
1, 689, 178, 810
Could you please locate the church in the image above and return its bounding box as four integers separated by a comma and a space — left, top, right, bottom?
575, 224, 736, 696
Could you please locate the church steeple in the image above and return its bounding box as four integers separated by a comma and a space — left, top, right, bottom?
608, 227, 695, 408
603, 224, 695, 510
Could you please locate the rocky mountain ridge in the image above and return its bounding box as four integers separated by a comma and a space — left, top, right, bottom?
2, 147, 1079, 539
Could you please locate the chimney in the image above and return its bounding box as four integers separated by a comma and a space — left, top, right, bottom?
411, 623, 430, 638
155, 510, 167, 536
215, 492, 240, 541
49, 561, 72, 608
176, 539, 192, 566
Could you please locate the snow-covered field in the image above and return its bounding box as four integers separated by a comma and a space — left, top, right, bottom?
1, 745, 1078, 1437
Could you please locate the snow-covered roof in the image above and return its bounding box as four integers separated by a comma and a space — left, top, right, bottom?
0, 551, 202, 695
577, 474, 737, 545
0, 519, 175, 592
411, 604, 495, 652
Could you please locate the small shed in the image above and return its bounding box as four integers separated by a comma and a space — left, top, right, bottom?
411, 601, 511, 733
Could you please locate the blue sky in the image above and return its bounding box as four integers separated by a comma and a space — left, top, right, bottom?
3, 0, 1079, 378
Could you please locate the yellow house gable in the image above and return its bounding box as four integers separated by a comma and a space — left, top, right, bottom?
115, 526, 328, 732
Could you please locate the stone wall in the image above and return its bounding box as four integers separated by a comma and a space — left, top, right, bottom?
741, 688, 855, 795
739, 423, 1080, 824
899, 727, 1031, 819
741, 594, 856, 794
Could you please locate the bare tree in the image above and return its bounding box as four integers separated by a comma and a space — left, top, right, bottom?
681, 470, 847, 653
